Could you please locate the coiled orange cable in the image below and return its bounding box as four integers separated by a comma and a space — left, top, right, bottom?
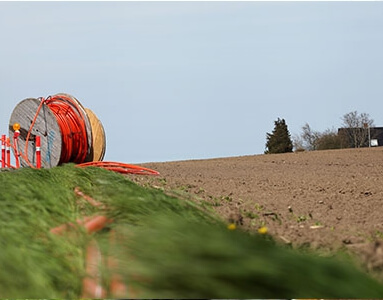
45, 95, 89, 164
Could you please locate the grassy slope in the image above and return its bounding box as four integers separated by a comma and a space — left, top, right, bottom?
0, 164, 383, 298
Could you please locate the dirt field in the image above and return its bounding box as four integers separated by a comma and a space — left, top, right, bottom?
133, 147, 383, 273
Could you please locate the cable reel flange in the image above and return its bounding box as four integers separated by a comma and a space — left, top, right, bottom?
9, 98, 63, 168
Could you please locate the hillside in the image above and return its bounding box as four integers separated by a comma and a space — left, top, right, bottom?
139, 147, 383, 273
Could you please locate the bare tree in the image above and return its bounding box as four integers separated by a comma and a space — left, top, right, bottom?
301, 123, 321, 150
341, 111, 374, 148
292, 134, 305, 151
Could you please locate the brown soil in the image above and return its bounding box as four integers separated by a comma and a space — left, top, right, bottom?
133, 147, 383, 274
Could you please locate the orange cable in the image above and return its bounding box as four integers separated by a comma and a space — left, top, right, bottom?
45, 95, 89, 164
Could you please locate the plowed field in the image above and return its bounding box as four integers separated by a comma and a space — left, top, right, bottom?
135, 147, 383, 273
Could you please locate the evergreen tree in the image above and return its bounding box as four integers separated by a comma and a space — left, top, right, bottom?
265, 118, 293, 154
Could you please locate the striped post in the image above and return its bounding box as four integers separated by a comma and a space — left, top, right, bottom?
36, 136, 41, 169
13, 130, 20, 168
6, 137, 10, 168
1, 134, 5, 168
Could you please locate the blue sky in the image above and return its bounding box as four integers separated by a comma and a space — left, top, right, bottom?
1, 1, 383, 163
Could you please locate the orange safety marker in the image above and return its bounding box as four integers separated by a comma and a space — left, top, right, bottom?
36, 135, 41, 169
13, 124, 20, 168
1, 134, 5, 168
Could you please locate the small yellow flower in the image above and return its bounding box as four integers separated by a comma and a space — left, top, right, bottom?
227, 223, 236, 230
258, 226, 268, 234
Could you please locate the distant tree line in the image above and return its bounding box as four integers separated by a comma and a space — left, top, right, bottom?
265, 111, 375, 154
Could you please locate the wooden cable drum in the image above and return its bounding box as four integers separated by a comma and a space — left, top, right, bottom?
8, 94, 106, 168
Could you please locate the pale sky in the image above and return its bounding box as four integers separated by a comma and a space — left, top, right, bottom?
1, 1, 382, 163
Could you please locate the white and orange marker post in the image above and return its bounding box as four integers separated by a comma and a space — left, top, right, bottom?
1, 134, 5, 168
13, 123, 21, 168
6, 137, 10, 168
36, 135, 41, 169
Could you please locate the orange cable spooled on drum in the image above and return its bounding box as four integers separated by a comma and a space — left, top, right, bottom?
8, 93, 159, 176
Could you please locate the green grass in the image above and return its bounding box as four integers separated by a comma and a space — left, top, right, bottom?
0, 164, 383, 298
